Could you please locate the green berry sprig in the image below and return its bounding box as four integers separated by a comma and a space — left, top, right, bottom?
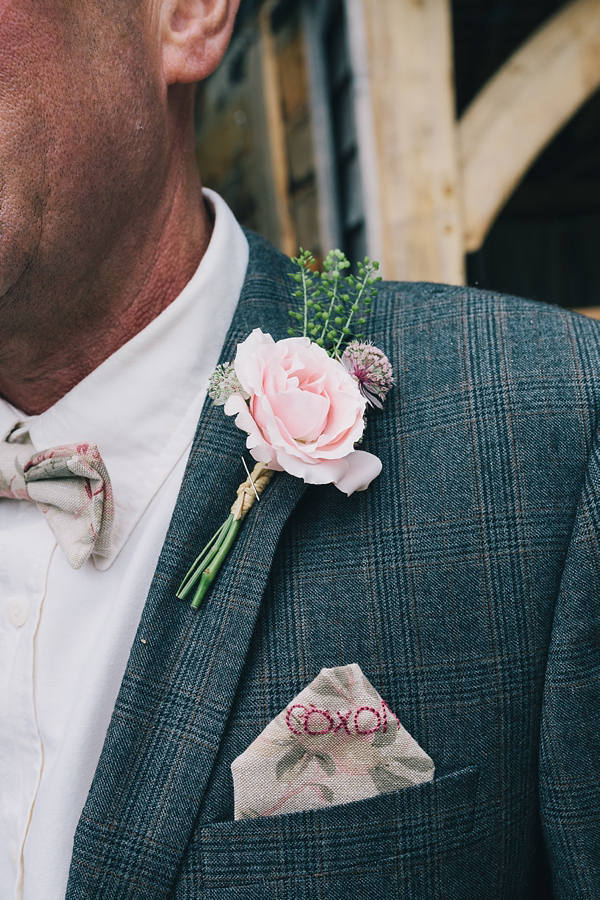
287, 248, 382, 357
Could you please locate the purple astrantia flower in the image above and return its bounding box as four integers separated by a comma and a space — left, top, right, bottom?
341, 341, 394, 409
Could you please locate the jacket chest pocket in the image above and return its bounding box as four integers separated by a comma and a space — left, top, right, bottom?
180, 767, 478, 899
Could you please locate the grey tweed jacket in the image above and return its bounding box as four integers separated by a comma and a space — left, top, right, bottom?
66, 231, 600, 899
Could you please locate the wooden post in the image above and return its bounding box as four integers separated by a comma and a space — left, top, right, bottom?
344, 0, 385, 273
360, 0, 465, 284
259, 1, 297, 257
302, 2, 343, 254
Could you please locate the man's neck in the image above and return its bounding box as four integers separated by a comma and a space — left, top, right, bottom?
0, 168, 213, 416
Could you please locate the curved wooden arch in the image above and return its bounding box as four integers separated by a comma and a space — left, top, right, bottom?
458, 0, 600, 253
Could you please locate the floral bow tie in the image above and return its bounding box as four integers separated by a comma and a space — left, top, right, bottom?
0, 436, 114, 569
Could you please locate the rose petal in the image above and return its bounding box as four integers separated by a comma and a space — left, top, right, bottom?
224, 394, 277, 466
249, 447, 283, 471
273, 450, 349, 485
234, 329, 275, 395
270, 388, 330, 442
333, 450, 382, 495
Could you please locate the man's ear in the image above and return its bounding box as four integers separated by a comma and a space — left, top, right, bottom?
160, 0, 240, 85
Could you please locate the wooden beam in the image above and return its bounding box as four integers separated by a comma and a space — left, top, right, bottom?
459, 0, 600, 253
361, 0, 464, 284
574, 307, 600, 320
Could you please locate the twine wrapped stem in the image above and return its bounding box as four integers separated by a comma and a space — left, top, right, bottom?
230, 463, 275, 520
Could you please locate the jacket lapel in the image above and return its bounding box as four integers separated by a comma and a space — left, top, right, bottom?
67, 233, 307, 898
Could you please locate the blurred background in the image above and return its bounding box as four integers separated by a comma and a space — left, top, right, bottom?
194, 0, 600, 316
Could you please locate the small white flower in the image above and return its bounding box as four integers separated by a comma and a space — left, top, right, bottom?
208, 362, 249, 406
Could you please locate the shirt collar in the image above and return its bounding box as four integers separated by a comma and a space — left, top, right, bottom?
0, 189, 249, 569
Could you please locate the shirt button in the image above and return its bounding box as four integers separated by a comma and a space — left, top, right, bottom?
6, 597, 29, 628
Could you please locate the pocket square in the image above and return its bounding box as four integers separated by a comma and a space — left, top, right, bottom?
231, 663, 434, 819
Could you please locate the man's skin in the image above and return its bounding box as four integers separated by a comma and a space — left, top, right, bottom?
0, 0, 240, 415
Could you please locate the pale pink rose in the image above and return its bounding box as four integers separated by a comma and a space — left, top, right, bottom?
224, 329, 382, 494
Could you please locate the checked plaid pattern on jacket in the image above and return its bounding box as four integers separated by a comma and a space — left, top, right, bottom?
67, 231, 600, 900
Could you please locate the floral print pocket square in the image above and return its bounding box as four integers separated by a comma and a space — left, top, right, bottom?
231, 664, 435, 820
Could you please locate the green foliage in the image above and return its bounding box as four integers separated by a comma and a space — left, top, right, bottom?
287, 248, 382, 356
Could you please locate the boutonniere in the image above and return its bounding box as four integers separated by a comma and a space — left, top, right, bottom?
177, 249, 393, 608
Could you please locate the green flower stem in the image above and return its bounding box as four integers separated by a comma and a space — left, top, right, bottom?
320, 276, 339, 343
333, 270, 370, 356
176, 462, 276, 609
176, 516, 231, 601
301, 264, 309, 337
190, 516, 242, 609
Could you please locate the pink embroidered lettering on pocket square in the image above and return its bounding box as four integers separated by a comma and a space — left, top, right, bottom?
231, 663, 434, 819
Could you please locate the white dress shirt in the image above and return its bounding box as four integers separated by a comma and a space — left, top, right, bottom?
0, 189, 249, 900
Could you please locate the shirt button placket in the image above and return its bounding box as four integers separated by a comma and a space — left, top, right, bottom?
0, 506, 55, 898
